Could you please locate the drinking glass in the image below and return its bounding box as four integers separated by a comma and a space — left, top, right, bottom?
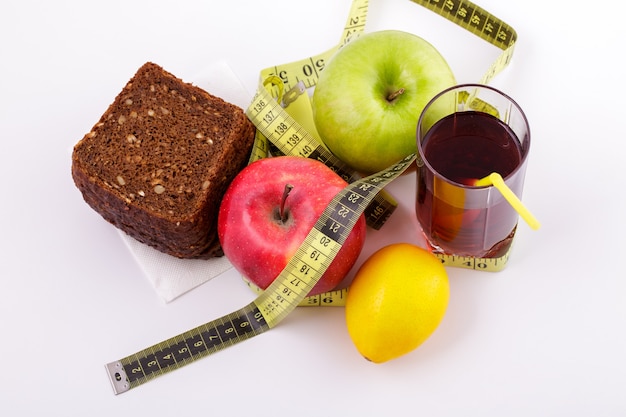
415, 84, 531, 260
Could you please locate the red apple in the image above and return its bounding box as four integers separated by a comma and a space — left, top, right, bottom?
218, 156, 367, 296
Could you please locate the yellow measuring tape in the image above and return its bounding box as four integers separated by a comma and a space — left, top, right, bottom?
106, 0, 517, 394
107, 153, 416, 394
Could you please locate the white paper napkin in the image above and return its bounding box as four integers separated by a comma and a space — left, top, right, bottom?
119, 61, 252, 303
119, 232, 234, 302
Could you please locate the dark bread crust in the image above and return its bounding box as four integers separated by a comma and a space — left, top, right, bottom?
72, 62, 255, 259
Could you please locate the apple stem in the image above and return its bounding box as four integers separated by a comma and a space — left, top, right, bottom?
387, 88, 405, 102
280, 184, 294, 223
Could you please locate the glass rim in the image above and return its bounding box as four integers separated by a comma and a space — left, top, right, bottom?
416, 83, 531, 189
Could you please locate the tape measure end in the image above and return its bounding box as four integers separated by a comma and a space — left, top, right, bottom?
105, 361, 130, 395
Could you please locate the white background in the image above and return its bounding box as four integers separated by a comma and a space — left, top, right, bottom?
2, 0, 625, 415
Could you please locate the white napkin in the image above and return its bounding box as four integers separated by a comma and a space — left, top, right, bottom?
119, 232, 234, 302
119, 61, 252, 303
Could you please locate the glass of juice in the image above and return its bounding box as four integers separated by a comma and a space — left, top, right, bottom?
416, 84, 531, 261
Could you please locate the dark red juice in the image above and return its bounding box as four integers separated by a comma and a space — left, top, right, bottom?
416, 111, 523, 257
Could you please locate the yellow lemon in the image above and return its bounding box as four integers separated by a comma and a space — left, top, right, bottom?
345, 243, 449, 363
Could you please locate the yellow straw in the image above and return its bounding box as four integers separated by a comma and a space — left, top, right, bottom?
475, 173, 541, 230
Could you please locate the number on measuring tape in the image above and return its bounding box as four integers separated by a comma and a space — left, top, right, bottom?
435, 247, 511, 272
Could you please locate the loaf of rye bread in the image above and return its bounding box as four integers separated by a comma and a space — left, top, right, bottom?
72, 62, 256, 259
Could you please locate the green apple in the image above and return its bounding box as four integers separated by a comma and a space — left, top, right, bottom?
312, 30, 456, 174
